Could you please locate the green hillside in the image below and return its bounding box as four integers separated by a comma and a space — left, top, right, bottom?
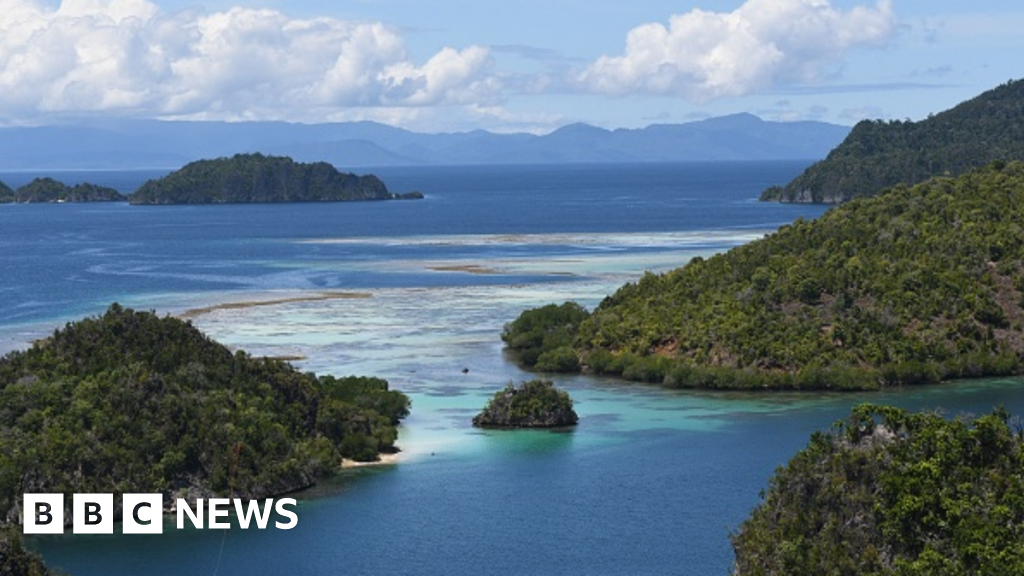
732, 404, 1024, 574
0, 305, 409, 523
504, 161, 1024, 390
761, 79, 1024, 203
129, 153, 396, 204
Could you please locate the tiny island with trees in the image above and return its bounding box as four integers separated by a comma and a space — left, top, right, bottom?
0, 177, 125, 203
472, 379, 578, 429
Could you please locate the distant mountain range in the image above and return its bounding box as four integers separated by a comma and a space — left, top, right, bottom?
0, 114, 849, 170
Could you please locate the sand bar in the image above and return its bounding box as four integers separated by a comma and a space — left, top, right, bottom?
179, 291, 373, 319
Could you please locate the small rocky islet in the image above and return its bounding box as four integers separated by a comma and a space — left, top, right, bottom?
472, 379, 578, 429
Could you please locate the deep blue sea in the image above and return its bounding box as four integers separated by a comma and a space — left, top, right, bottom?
6, 162, 1024, 575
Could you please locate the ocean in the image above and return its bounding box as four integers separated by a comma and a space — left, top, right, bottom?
6, 162, 1024, 575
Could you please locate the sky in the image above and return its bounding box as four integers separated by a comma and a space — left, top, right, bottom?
0, 0, 1020, 133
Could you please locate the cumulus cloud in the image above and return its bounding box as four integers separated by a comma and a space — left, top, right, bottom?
580, 0, 896, 101
0, 0, 498, 122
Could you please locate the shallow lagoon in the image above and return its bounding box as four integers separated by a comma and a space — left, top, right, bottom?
8, 163, 1024, 574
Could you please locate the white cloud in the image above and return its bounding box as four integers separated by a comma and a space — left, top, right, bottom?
0, 0, 499, 122
580, 0, 896, 101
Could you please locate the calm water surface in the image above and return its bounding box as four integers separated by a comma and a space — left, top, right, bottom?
5, 163, 1024, 575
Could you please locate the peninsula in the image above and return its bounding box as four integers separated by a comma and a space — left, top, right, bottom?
0, 304, 410, 525
504, 161, 1024, 391
129, 153, 420, 204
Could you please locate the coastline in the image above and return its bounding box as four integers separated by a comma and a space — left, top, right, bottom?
341, 452, 401, 468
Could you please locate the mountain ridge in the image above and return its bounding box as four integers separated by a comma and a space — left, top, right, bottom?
762, 79, 1024, 203
0, 114, 850, 169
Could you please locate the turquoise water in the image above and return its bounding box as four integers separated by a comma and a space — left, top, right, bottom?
6, 162, 1024, 575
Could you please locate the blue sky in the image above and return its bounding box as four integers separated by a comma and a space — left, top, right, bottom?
1, 0, 1020, 132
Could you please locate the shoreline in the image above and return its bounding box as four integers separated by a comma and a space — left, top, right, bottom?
340, 452, 401, 468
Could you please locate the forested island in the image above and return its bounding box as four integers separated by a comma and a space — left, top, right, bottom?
472, 379, 578, 428
0, 304, 410, 527
733, 404, 1024, 574
129, 153, 420, 204
0, 177, 125, 203
504, 161, 1024, 391
761, 79, 1024, 203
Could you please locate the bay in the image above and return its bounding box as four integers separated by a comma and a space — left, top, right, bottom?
5, 162, 1024, 575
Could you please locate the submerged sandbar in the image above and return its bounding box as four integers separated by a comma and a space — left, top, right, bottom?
179, 291, 373, 319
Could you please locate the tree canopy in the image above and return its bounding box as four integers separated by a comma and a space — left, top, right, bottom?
504, 161, 1024, 390
0, 304, 410, 524
732, 404, 1024, 575
762, 79, 1024, 203
472, 379, 578, 428
0, 177, 124, 203
129, 153, 394, 204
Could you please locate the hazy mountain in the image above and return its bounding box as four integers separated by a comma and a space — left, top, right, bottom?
0, 114, 849, 169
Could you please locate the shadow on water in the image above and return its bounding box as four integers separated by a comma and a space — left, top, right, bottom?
470, 425, 577, 457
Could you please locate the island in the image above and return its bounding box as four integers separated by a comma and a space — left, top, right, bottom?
733, 404, 1024, 574
472, 379, 578, 428
0, 177, 125, 203
0, 304, 410, 526
129, 153, 417, 204
761, 78, 1024, 203
503, 161, 1024, 391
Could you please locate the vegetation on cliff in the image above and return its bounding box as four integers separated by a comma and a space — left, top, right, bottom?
0, 177, 125, 203
505, 161, 1024, 390
472, 379, 578, 428
732, 404, 1024, 574
0, 304, 410, 525
0, 526, 55, 575
761, 79, 1024, 203
129, 153, 400, 204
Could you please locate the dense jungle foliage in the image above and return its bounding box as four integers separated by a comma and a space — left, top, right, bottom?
501, 302, 590, 373
129, 153, 393, 204
0, 177, 124, 203
732, 404, 1024, 575
505, 161, 1024, 390
472, 379, 578, 428
0, 527, 55, 576
762, 79, 1024, 203
0, 304, 410, 525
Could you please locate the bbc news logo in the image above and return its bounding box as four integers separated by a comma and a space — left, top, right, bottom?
23, 493, 298, 534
